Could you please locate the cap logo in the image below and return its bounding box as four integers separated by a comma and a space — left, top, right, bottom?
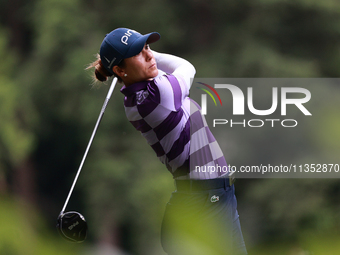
104, 56, 111, 63
121, 29, 136, 45
104, 56, 116, 69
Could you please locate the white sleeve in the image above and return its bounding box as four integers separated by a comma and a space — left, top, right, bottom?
152, 50, 196, 90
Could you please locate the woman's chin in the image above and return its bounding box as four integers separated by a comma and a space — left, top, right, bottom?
152, 69, 159, 77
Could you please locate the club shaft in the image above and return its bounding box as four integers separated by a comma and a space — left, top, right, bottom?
61, 77, 118, 214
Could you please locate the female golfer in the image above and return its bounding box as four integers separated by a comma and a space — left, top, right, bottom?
88, 28, 247, 255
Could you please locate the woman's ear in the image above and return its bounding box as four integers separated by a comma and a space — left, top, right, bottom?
112, 65, 125, 78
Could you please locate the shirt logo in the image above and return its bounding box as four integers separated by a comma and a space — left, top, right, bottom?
210, 195, 219, 203
136, 90, 149, 105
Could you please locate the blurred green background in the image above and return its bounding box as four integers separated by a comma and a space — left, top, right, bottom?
1, 0, 340, 254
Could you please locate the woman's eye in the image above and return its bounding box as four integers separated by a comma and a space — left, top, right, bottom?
145, 44, 150, 50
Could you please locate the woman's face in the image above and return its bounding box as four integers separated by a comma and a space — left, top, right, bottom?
119, 44, 158, 86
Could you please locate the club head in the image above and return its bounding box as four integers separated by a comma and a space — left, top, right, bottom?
56, 211, 88, 243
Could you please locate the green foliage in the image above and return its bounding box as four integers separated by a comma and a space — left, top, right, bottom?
0, 197, 82, 255
250, 231, 340, 255
0, 28, 36, 168
1, 0, 340, 253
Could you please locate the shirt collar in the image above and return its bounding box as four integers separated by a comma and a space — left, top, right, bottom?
120, 80, 151, 96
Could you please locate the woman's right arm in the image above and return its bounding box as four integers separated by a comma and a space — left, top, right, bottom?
152, 50, 196, 90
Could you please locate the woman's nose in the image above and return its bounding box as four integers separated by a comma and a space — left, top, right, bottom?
144, 49, 153, 61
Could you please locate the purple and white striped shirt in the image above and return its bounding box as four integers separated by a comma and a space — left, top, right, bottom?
120, 53, 228, 179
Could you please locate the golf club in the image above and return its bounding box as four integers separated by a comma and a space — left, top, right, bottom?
57, 77, 118, 243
